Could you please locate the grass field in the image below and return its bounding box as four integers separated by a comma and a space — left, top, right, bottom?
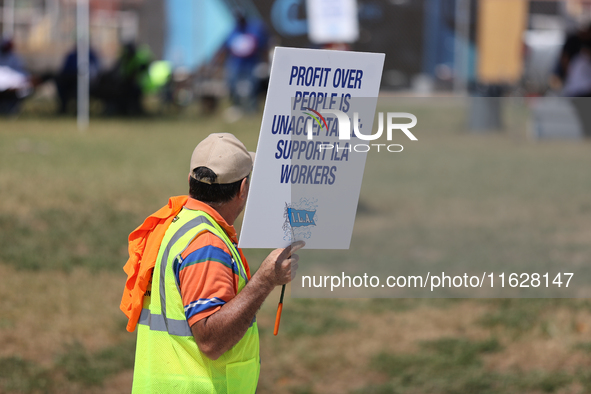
1, 98, 591, 393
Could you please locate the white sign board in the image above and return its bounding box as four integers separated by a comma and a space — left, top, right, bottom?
306, 0, 359, 44
239, 47, 384, 249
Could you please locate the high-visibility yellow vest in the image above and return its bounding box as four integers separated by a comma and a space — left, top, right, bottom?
132, 208, 260, 394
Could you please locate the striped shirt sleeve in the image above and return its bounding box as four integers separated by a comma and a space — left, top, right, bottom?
175, 232, 240, 327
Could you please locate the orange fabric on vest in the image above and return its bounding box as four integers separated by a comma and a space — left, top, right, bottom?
120, 195, 188, 332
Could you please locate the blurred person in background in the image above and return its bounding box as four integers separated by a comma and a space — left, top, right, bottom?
552, 23, 591, 89
215, 11, 269, 114
0, 38, 26, 74
97, 42, 152, 116
561, 39, 591, 97
0, 38, 30, 114
55, 45, 101, 115
562, 38, 591, 138
117, 43, 152, 114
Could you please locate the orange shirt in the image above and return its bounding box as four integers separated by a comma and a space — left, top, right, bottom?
175, 198, 251, 327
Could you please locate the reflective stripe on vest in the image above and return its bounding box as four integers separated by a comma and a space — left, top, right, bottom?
158, 214, 210, 335
132, 208, 260, 394
138, 308, 257, 335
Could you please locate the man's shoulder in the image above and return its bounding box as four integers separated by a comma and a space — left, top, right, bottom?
180, 230, 232, 260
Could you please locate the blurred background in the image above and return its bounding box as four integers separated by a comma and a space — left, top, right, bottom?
0, 0, 590, 119
1, 0, 591, 393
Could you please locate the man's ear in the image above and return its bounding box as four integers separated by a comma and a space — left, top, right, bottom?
239, 177, 249, 200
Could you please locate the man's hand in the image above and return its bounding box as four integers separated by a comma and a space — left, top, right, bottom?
257, 240, 305, 290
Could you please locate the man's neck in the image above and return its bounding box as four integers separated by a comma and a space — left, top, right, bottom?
208, 202, 238, 226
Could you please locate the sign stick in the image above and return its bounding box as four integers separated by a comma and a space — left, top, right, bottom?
273, 283, 286, 336
274, 208, 295, 336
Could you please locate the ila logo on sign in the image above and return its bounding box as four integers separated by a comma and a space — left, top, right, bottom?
287, 208, 316, 227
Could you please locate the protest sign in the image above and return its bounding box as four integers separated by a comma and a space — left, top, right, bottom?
239, 47, 384, 249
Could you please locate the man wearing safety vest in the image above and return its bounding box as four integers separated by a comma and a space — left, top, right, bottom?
121, 133, 304, 393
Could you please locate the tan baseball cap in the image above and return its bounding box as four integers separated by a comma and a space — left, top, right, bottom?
190, 133, 255, 184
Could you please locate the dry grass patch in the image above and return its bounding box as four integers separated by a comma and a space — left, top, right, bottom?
0, 265, 129, 366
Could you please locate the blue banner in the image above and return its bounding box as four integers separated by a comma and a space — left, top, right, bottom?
287, 208, 316, 227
